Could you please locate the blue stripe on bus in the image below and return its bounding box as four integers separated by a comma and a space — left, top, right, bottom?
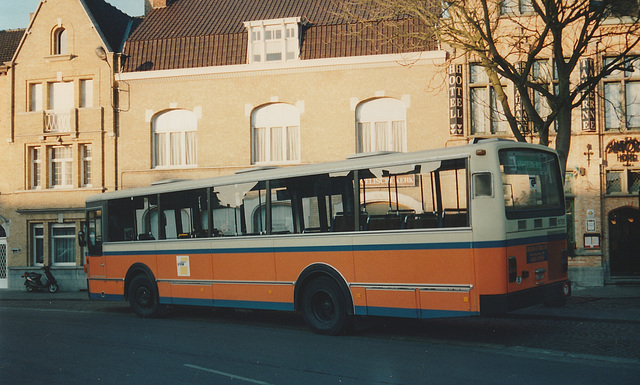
102, 234, 567, 257
89, 292, 125, 301
162, 297, 295, 312
355, 305, 478, 319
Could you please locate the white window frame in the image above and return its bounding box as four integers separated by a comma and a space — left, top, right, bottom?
30, 147, 42, 190
49, 146, 73, 188
501, 0, 534, 15
50, 223, 76, 266
606, 169, 640, 195
244, 18, 301, 64
530, 58, 558, 132
46, 81, 74, 133
32, 224, 44, 266
153, 109, 198, 169
356, 98, 408, 153
81, 144, 92, 187
54, 28, 67, 55
251, 103, 301, 165
469, 64, 509, 135
604, 56, 640, 131
29, 83, 43, 112
80, 79, 93, 108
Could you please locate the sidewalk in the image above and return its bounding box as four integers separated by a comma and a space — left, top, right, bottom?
1, 284, 639, 323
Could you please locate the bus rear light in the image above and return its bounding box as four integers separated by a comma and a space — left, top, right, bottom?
561, 249, 568, 273
508, 257, 517, 282
562, 282, 571, 297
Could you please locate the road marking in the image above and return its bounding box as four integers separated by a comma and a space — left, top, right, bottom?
184, 364, 272, 385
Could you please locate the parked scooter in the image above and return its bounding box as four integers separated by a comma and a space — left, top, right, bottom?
23, 265, 59, 293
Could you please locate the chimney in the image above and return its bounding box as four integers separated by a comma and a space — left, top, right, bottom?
145, 0, 171, 15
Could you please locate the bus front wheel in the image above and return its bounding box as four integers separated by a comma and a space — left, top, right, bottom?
128, 275, 161, 318
301, 277, 350, 335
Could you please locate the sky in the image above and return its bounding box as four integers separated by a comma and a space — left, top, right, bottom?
0, 0, 145, 30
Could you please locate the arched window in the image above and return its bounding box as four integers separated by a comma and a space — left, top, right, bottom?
356, 98, 407, 153
153, 110, 198, 168
54, 28, 67, 55
251, 103, 300, 164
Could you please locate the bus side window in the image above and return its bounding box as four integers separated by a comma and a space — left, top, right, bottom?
159, 189, 208, 239
214, 182, 257, 236
108, 198, 137, 242
474, 172, 493, 197
135, 195, 158, 241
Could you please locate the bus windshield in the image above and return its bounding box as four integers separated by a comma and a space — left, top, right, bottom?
499, 149, 564, 219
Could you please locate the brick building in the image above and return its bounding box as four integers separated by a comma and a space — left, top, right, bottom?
0, 0, 638, 290
0, 0, 135, 289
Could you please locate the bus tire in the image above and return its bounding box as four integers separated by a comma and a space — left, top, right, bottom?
128, 275, 161, 318
301, 276, 351, 335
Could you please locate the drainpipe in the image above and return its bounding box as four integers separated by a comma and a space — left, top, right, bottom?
10, 60, 15, 143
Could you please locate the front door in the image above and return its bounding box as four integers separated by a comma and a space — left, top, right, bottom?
609, 207, 640, 278
0, 237, 7, 289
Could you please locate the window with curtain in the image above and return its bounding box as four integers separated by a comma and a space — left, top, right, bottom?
153, 109, 198, 168
469, 64, 509, 135
251, 103, 301, 164
604, 56, 640, 131
50, 146, 73, 188
51, 224, 76, 265
356, 98, 407, 153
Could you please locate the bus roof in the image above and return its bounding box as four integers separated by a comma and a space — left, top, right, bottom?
86, 139, 554, 203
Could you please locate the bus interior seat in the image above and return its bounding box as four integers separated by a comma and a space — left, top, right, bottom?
404, 213, 439, 229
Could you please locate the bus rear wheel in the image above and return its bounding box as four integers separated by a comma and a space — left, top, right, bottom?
129, 275, 161, 318
301, 276, 350, 335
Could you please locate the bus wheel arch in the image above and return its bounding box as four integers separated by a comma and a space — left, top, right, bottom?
295, 264, 354, 335
124, 264, 162, 318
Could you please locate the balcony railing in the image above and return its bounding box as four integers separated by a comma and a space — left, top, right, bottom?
44, 110, 72, 133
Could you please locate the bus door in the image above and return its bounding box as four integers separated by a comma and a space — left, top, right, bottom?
84, 208, 105, 279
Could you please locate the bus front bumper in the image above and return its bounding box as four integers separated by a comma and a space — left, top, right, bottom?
479, 280, 571, 315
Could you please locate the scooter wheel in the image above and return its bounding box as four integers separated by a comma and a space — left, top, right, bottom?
26, 285, 34, 292
48, 283, 59, 293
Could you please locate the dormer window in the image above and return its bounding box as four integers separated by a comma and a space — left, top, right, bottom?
244, 18, 301, 64
54, 28, 67, 55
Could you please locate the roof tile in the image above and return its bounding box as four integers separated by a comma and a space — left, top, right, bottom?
122, 0, 436, 72
0, 29, 25, 63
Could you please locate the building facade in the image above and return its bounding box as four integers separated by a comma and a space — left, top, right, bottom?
0, 0, 638, 290
0, 0, 134, 289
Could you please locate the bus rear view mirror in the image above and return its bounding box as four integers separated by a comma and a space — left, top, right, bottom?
78, 230, 87, 247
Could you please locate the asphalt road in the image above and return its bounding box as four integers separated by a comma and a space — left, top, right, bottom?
1, 301, 638, 385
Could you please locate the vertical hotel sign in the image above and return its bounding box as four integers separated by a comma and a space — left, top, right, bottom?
580, 58, 596, 131
515, 62, 530, 134
449, 64, 463, 135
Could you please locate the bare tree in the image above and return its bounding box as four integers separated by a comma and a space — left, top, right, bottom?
338, 0, 640, 173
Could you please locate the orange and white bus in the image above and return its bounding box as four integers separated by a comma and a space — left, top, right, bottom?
81, 139, 570, 334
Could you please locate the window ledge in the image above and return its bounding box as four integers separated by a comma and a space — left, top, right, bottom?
601, 16, 640, 25
152, 165, 199, 170
44, 54, 74, 62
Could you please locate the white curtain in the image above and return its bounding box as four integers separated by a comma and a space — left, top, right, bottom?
391, 121, 406, 152
626, 81, 640, 129
253, 127, 266, 163
185, 131, 197, 165
286, 125, 300, 161
153, 110, 198, 167
271, 126, 283, 162
605, 83, 622, 130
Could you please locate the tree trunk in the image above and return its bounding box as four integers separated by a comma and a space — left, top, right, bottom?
554, 104, 572, 177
